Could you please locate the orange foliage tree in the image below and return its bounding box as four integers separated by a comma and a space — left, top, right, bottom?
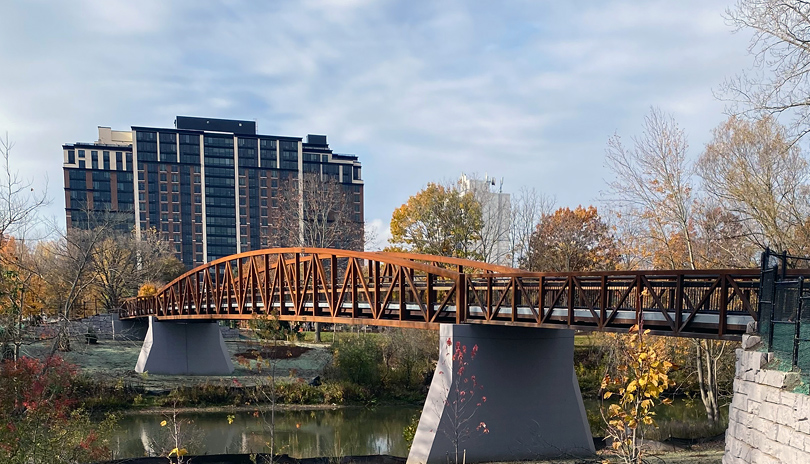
523, 205, 618, 272
0, 237, 47, 361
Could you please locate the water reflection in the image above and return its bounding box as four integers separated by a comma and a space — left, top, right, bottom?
112, 399, 723, 460
112, 406, 420, 460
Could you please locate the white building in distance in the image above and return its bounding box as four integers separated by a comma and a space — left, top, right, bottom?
458, 173, 512, 267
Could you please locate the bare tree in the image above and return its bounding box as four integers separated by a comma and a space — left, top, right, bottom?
267, 173, 363, 250
0, 133, 48, 244
91, 227, 186, 311
694, 203, 756, 268
603, 107, 698, 270
698, 115, 810, 255
38, 212, 127, 353
602, 108, 727, 423
508, 187, 555, 268
267, 173, 362, 341
723, 1, 810, 141
0, 133, 48, 360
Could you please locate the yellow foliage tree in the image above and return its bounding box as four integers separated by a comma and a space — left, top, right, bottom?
601, 325, 675, 464
138, 282, 158, 297
388, 182, 483, 259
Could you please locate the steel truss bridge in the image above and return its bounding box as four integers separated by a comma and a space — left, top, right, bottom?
120, 247, 790, 340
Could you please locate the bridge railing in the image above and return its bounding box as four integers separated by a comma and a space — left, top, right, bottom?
462, 270, 759, 338
121, 248, 771, 338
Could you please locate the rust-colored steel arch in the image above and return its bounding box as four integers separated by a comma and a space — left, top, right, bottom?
121, 248, 774, 339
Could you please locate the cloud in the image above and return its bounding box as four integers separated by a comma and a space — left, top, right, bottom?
365, 218, 391, 252
0, 0, 758, 238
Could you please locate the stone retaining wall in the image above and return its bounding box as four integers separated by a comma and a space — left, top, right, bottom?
723, 334, 810, 463
30, 313, 245, 342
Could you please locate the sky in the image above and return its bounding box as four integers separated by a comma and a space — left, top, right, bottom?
0, 0, 758, 247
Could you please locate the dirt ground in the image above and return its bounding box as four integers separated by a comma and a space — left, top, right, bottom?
20, 335, 333, 391
498, 447, 723, 463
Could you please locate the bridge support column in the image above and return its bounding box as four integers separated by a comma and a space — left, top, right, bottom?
408, 324, 594, 464
135, 317, 234, 375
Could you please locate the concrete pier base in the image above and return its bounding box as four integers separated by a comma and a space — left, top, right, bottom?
407, 324, 594, 464
135, 317, 234, 375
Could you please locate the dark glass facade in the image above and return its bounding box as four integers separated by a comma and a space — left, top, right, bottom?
63, 118, 364, 269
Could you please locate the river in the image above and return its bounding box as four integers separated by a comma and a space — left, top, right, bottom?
110, 400, 726, 460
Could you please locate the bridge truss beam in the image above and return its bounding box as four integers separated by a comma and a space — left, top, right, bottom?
122, 248, 767, 340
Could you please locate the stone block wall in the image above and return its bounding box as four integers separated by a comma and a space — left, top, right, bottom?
724, 334, 810, 463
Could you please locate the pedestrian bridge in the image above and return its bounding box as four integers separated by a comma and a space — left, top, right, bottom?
119, 247, 803, 463
122, 247, 763, 339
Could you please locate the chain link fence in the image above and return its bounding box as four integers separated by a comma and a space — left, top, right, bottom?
758, 249, 810, 379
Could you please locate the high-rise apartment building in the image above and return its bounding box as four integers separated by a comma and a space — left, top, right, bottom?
63, 116, 364, 268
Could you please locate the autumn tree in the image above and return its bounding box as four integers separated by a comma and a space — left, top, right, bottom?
698, 115, 810, 255
90, 227, 185, 311
0, 238, 47, 361
389, 182, 483, 259
0, 134, 48, 360
603, 107, 698, 270
723, 1, 810, 140
601, 326, 675, 464
523, 205, 618, 272
603, 109, 729, 423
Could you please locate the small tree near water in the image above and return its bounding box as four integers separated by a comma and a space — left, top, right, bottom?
437, 338, 488, 464
600, 325, 675, 464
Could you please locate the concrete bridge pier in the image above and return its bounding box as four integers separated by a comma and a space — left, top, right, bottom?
407, 324, 594, 464
135, 317, 234, 375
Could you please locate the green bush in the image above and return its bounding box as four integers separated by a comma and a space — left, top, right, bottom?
331, 334, 385, 390
274, 381, 323, 404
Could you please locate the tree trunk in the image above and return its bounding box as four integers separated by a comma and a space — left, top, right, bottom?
695, 340, 721, 423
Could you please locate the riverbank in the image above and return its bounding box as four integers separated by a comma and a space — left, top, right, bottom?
20, 335, 333, 392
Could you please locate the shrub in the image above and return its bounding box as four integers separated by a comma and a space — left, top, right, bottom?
0, 356, 116, 464
331, 334, 385, 390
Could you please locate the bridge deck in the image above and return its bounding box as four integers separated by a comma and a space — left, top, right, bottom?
121, 247, 784, 340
